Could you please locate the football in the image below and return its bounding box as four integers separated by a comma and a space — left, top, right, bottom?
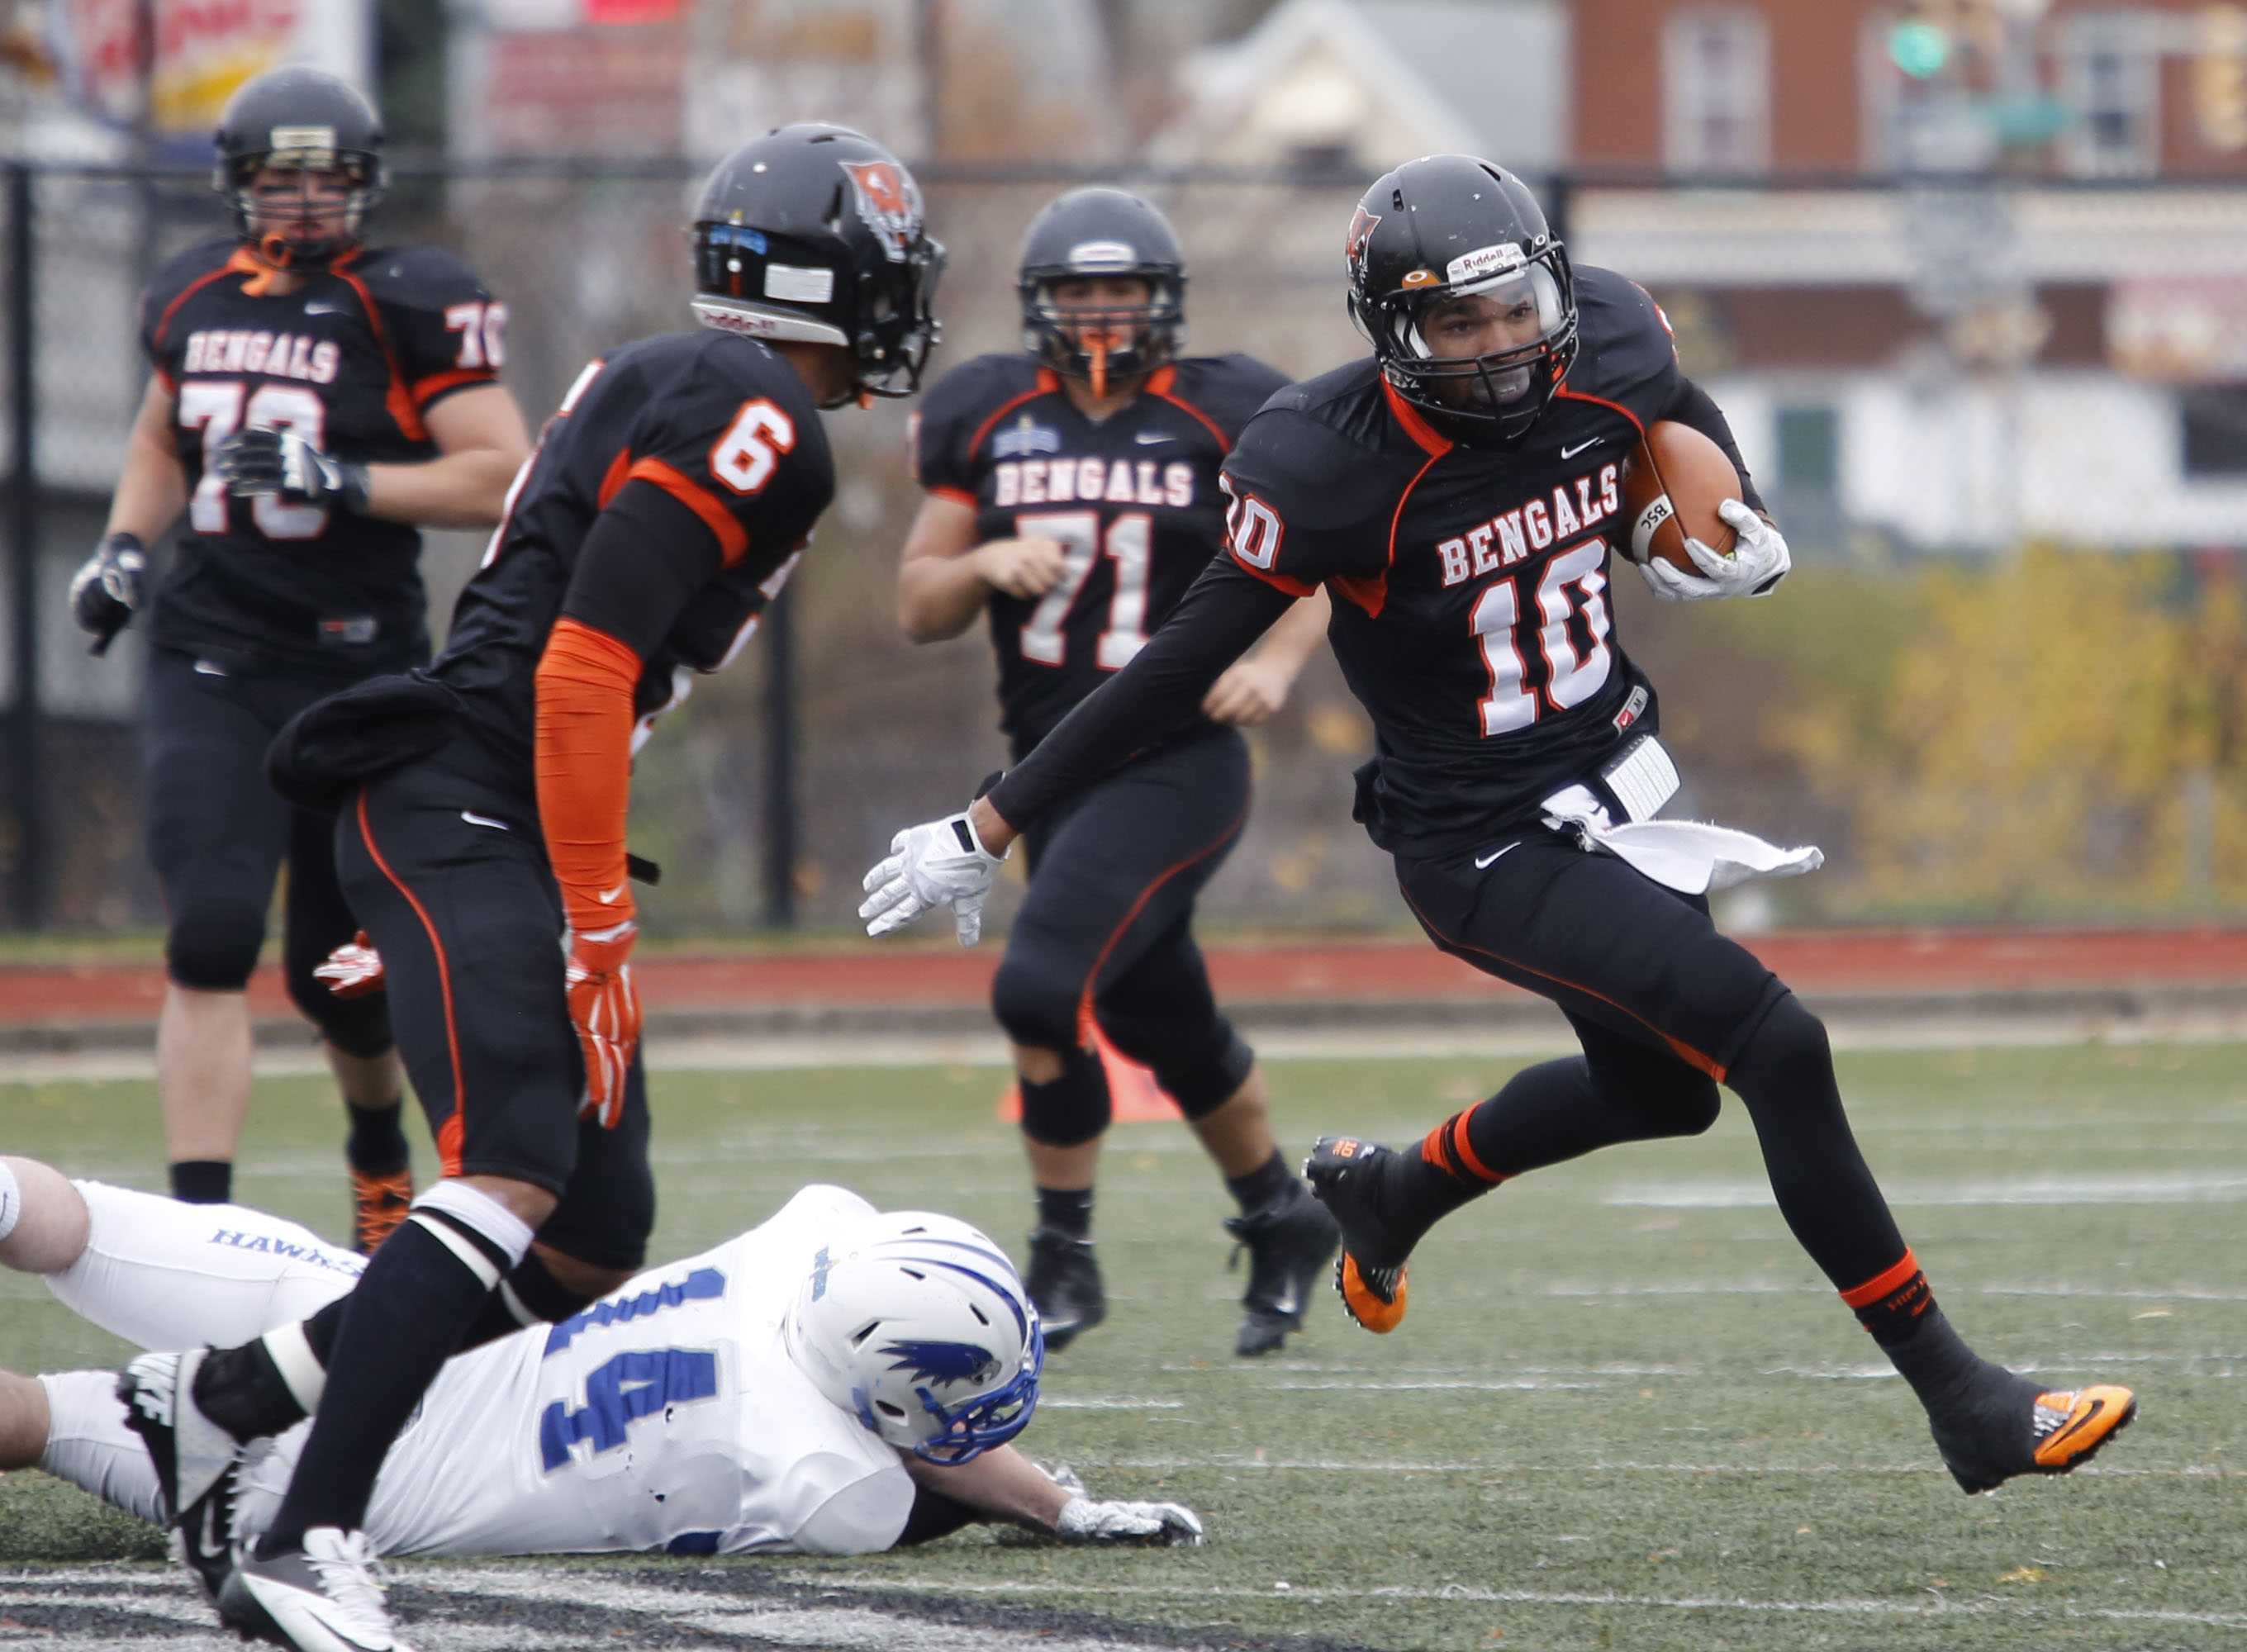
1618, 420, 1743, 571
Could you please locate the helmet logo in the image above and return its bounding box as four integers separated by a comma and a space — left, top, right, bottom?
1400, 268, 1441, 288
881, 1339, 998, 1388
1446, 242, 1526, 286
809, 1246, 834, 1301
1345, 206, 1382, 278
842, 159, 923, 263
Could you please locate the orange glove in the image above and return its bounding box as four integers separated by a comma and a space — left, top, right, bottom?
564, 919, 639, 1127
315, 931, 387, 999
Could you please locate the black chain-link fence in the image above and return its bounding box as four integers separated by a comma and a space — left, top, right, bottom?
7, 161, 2247, 934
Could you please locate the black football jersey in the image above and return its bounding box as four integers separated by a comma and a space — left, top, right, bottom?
1220, 266, 1765, 857
914, 352, 1290, 755
138, 238, 504, 673
431, 329, 834, 792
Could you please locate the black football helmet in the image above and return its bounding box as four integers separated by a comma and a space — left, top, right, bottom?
690, 124, 945, 406
212, 66, 385, 268
1018, 188, 1185, 395
1346, 155, 1576, 446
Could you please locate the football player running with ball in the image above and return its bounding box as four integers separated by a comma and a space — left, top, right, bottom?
862, 156, 2136, 1497
895, 188, 1339, 1358
70, 65, 532, 1254
115, 125, 945, 1652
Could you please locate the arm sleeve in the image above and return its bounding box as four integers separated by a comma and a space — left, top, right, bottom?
375, 249, 506, 415
1656, 377, 1768, 516
538, 480, 734, 933
895, 1483, 985, 1547
986, 558, 1297, 830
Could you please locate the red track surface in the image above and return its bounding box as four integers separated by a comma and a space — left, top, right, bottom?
3, 929, 2246, 1025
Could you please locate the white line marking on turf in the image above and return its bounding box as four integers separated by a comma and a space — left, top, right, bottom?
810, 1576, 2247, 1630
1039, 1396, 1186, 1410
1547, 1279, 2247, 1303
1603, 1172, 2247, 1208
1061, 1454, 2223, 1479
1264, 1378, 1605, 1393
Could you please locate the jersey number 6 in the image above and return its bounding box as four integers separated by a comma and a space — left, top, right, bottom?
710, 399, 796, 496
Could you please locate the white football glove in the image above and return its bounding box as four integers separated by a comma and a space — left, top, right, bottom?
858, 810, 1009, 946
1055, 1494, 1206, 1547
1637, 501, 1789, 603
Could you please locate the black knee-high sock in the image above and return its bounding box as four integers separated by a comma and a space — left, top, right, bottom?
1384, 1057, 1583, 1227
1722, 996, 1936, 1343
257, 1215, 510, 1553
344, 1099, 409, 1175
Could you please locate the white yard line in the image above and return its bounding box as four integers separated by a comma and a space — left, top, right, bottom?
1057, 1454, 2226, 1479
1605, 1173, 2247, 1208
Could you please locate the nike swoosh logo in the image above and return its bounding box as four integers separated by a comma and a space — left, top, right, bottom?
459, 811, 511, 831
1133, 431, 1173, 445
1561, 438, 1602, 459
1474, 843, 1520, 870
2036, 1395, 2114, 1463
303, 301, 348, 316
596, 884, 626, 904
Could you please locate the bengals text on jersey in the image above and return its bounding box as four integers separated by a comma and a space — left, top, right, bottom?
138, 237, 503, 672
912, 351, 1290, 756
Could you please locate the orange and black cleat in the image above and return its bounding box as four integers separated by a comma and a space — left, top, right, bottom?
1303, 1135, 1417, 1334
1930, 1373, 2139, 1494
349, 1165, 414, 1256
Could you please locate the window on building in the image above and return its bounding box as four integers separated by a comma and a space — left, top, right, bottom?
2060, 14, 2159, 177
1663, 9, 1771, 173
1776, 405, 1841, 497
2182, 387, 2247, 477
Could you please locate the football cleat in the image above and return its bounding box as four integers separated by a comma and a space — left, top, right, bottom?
1303, 1136, 1419, 1334
117, 1348, 241, 1525
1224, 1182, 1342, 1357
170, 1458, 242, 1604
220, 1526, 412, 1652
1024, 1227, 1106, 1354
349, 1166, 414, 1256
1928, 1370, 2140, 1494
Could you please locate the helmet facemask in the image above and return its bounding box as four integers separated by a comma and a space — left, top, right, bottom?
219, 145, 382, 271
1355, 240, 1578, 446
1020, 268, 1183, 398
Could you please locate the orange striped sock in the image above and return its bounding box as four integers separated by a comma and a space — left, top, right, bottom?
1841, 1249, 1936, 1346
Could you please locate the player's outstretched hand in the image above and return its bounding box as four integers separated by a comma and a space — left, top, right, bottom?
1638, 501, 1790, 603
212, 426, 372, 513
315, 931, 387, 999
1056, 1493, 1207, 1547
859, 811, 1009, 946
973, 535, 1070, 599
69, 532, 146, 657
564, 920, 640, 1127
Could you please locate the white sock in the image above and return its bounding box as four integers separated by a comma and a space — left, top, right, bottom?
0, 1160, 20, 1246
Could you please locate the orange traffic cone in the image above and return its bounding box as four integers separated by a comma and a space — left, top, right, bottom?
995, 1029, 1181, 1123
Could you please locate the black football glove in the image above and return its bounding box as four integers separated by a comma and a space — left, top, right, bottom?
69, 531, 147, 657
211, 426, 371, 514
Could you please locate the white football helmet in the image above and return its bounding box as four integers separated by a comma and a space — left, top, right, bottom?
783, 1210, 1043, 1464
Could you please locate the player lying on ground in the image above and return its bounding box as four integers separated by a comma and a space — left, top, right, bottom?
859, 154, 2137, 1498
897, 185, 1338, 1358
0, 1161, 1202, 1591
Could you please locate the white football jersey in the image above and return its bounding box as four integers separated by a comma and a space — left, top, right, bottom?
338, 1185, 914, 1558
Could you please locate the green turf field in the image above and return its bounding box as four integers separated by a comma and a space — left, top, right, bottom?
3, 1044, 2242, 1650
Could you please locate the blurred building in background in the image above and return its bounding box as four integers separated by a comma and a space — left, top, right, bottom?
4, 0, 2246, 936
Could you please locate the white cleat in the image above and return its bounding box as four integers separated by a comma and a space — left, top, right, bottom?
116, 1348, 240, 1520
219, 1526, 413, 1652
